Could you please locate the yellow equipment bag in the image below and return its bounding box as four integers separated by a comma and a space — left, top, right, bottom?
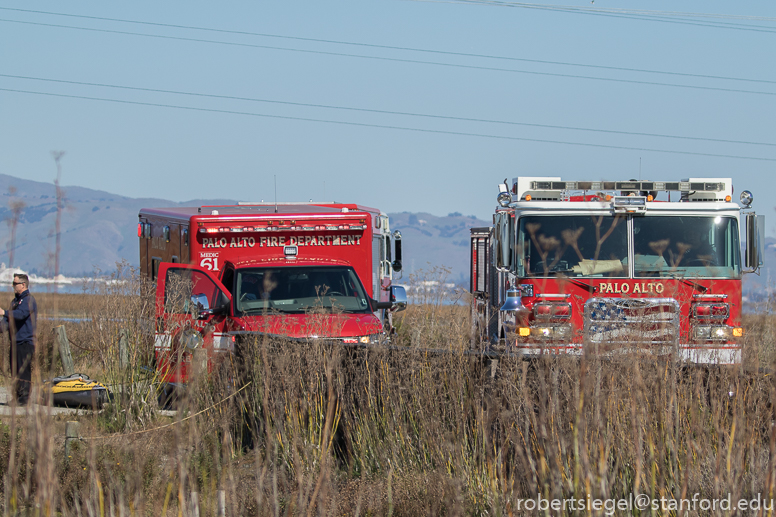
43, 374, 112, 409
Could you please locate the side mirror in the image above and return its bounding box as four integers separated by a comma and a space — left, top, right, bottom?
745, 213, 765, 272
191, 293, 230, 320
191, 293, 209, 313
389, 285, 407, 312
494, 212, 514, 269
198, 303, 228, 320
494, 213, 504, 268
392, 230, 403, 272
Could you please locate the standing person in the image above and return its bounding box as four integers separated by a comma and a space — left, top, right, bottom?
0, 274, 37, 405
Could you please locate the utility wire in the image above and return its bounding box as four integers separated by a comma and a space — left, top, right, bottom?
8, 4, 776, 23
5, 4, 776, 31
2, 87, 774, 162
3, 73, 773, 148
449, 2, 776, 21
1, 18, 774, 97
427, 0, 776, 32
437, 0, 776, 33
0, 7, 773, 85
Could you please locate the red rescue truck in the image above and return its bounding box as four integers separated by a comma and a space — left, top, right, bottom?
471, 177, 764, 364
139, 202, 406, 386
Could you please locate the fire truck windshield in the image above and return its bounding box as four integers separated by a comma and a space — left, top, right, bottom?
518, 215, 628, 278
234, 266, 372, 315
516, 214, 741, 279
633, 216, 740, 279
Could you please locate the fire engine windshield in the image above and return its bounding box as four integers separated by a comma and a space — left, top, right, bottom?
517, 215, 629, 277
633, 216, 740, 278
235, 266, 372, 315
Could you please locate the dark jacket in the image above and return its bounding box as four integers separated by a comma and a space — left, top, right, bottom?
2, 290, 37, 344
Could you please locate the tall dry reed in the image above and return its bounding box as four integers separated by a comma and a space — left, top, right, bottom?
0, 267, 773, 515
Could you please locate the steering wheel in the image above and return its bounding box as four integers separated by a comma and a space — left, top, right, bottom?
326, 291, 345, 297
240, 293, 257, 303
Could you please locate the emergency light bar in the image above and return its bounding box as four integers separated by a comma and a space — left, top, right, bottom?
613, 196, 646, 213
529, 181, 725, 192
511, 176, 734, 204
198, 224, 367, 234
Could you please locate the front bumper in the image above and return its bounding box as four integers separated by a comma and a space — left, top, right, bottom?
511, 342, 741, 365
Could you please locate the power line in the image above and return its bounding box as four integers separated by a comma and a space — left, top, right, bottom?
427, 0, 776, 33
0, 7, 773, 85
436, 0, 776, 33
5, 4, 776, 29
3, 73, 773, 148
1, 18, 775, 97
2, 87, 774, 162
454, 2, 776, 21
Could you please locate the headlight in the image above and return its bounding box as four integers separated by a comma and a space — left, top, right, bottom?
522, 324, 572, 340
343, 334, 383, 345
693, 325, 734, 341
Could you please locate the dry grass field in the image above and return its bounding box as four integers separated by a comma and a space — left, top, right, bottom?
1, 267, 775, 516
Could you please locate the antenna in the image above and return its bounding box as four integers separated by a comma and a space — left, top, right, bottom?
274, 175, 278, 213
639, 157, 642, 180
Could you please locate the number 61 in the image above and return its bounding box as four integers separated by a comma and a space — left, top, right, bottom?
200, 257, 219, 271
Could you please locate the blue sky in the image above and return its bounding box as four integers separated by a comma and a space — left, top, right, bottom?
1, 1, 774, 230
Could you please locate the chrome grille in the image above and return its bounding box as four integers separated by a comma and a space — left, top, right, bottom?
584, 298, 680, 348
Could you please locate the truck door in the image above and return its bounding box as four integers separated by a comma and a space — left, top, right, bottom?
155, 263, 232, 385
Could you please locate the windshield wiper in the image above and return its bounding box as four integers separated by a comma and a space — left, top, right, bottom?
681, 278, 707, 293
661, 271, 708, 293
568, 279, 598, 293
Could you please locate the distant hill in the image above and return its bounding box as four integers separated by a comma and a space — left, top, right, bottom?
390, 212, 488, 285
0, 174, 485, 283
0, 173, 236, 277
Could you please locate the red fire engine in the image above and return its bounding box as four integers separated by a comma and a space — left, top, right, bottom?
139, 202, 406, 385
471, 177, 764, 364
